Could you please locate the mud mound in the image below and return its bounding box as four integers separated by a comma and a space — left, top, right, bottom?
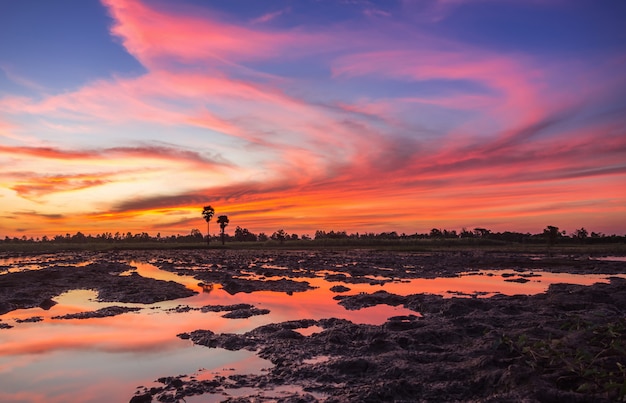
139, 278, 626, 402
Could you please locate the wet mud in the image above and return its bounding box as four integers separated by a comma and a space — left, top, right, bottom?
154, 278, 626, 402
51, 306, 142, 320
167, 303, 270, 319
0, 258, 195, 315
1, 249, 625, 402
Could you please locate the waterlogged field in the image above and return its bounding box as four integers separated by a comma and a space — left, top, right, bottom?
0, 250, 625, 402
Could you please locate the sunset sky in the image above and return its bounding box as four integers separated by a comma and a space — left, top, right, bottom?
1, 0, 625, 239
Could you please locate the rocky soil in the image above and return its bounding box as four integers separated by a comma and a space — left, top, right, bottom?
127, 249, 625, 403
1, 249, 625, 402
129, 277, 625, 403
0, 258, 195, 315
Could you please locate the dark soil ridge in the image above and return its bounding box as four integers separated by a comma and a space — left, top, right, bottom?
138, 277, 626, 402
0, 260, 196, 315
126, 249, 626, 302
142, 249, 626, 282
167, 303, 271, 319
52, 306, 142, 320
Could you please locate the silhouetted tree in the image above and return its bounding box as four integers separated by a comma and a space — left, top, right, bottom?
271, 229, 287, 244
202, 205, 215, 245
190, 228, 203, 240
543, 225, 560, 245
234, 226, 257, 242
574, 227, 588, 243
217, 215, 229, 245
430, 228, 443, 238
443, 229, 457, 238
71, 232, 87, 243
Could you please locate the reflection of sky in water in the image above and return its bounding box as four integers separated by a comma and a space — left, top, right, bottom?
0, 254, 93, 274
594, 256, 626, 262
1, 255, 625, 402
0, 346, 267, 403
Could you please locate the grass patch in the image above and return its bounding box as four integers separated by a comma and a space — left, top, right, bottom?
501, 318, 626, 401
1, 239, 625, 254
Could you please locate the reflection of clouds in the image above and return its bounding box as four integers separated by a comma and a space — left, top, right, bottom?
0, 391, 48, 403
0, 353, 42, 375
3, 255, 626, 403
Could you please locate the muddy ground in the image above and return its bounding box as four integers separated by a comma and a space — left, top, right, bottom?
1, 249, 625, 402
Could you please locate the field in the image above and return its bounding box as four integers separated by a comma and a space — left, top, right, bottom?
1, 247, 625, 402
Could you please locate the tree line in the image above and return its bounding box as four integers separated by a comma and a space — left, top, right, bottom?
2, 224, 624, 245
1, 206, 623, 245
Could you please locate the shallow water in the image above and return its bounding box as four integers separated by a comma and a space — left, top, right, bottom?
1, 252, 625, 402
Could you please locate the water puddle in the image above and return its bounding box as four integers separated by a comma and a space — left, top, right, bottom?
1, 251, 625, 402
594, 256, 626, 262
129, 261, 204, 292
0, 344, 267, 403
0, 254, 93, 275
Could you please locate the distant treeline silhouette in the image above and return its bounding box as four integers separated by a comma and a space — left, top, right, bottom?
1, 226, 625, 245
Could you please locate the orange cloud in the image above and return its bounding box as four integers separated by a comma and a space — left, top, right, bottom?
0, 144, 231, 168
11, 175, 109, 198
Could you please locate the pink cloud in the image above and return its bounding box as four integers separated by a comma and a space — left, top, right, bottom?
101, 0, 317, 69
0, 63, 47, 91
251, 7, 291, 24
363, 8, 392, 18
400, 0, 559, 23
0, 119, 20, 141
332, 49, 546, 128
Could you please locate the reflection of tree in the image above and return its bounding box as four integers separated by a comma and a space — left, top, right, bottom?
201, 206, 215, 246
199, 282, 214, 293
217, 215, 229, 245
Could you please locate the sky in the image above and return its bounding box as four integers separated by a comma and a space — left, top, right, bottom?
1, 0, 625, 239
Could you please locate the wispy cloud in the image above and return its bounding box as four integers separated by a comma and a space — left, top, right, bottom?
0, 144, 231, 168
0, 63, 47, 91
251, 7, 291, 24
9, 173, 110, 198
363, 8, 391, 18
101, 0, 317, 69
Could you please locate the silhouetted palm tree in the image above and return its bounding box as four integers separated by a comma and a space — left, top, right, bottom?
202, 206, 215, 245
217, 215, 229, 245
